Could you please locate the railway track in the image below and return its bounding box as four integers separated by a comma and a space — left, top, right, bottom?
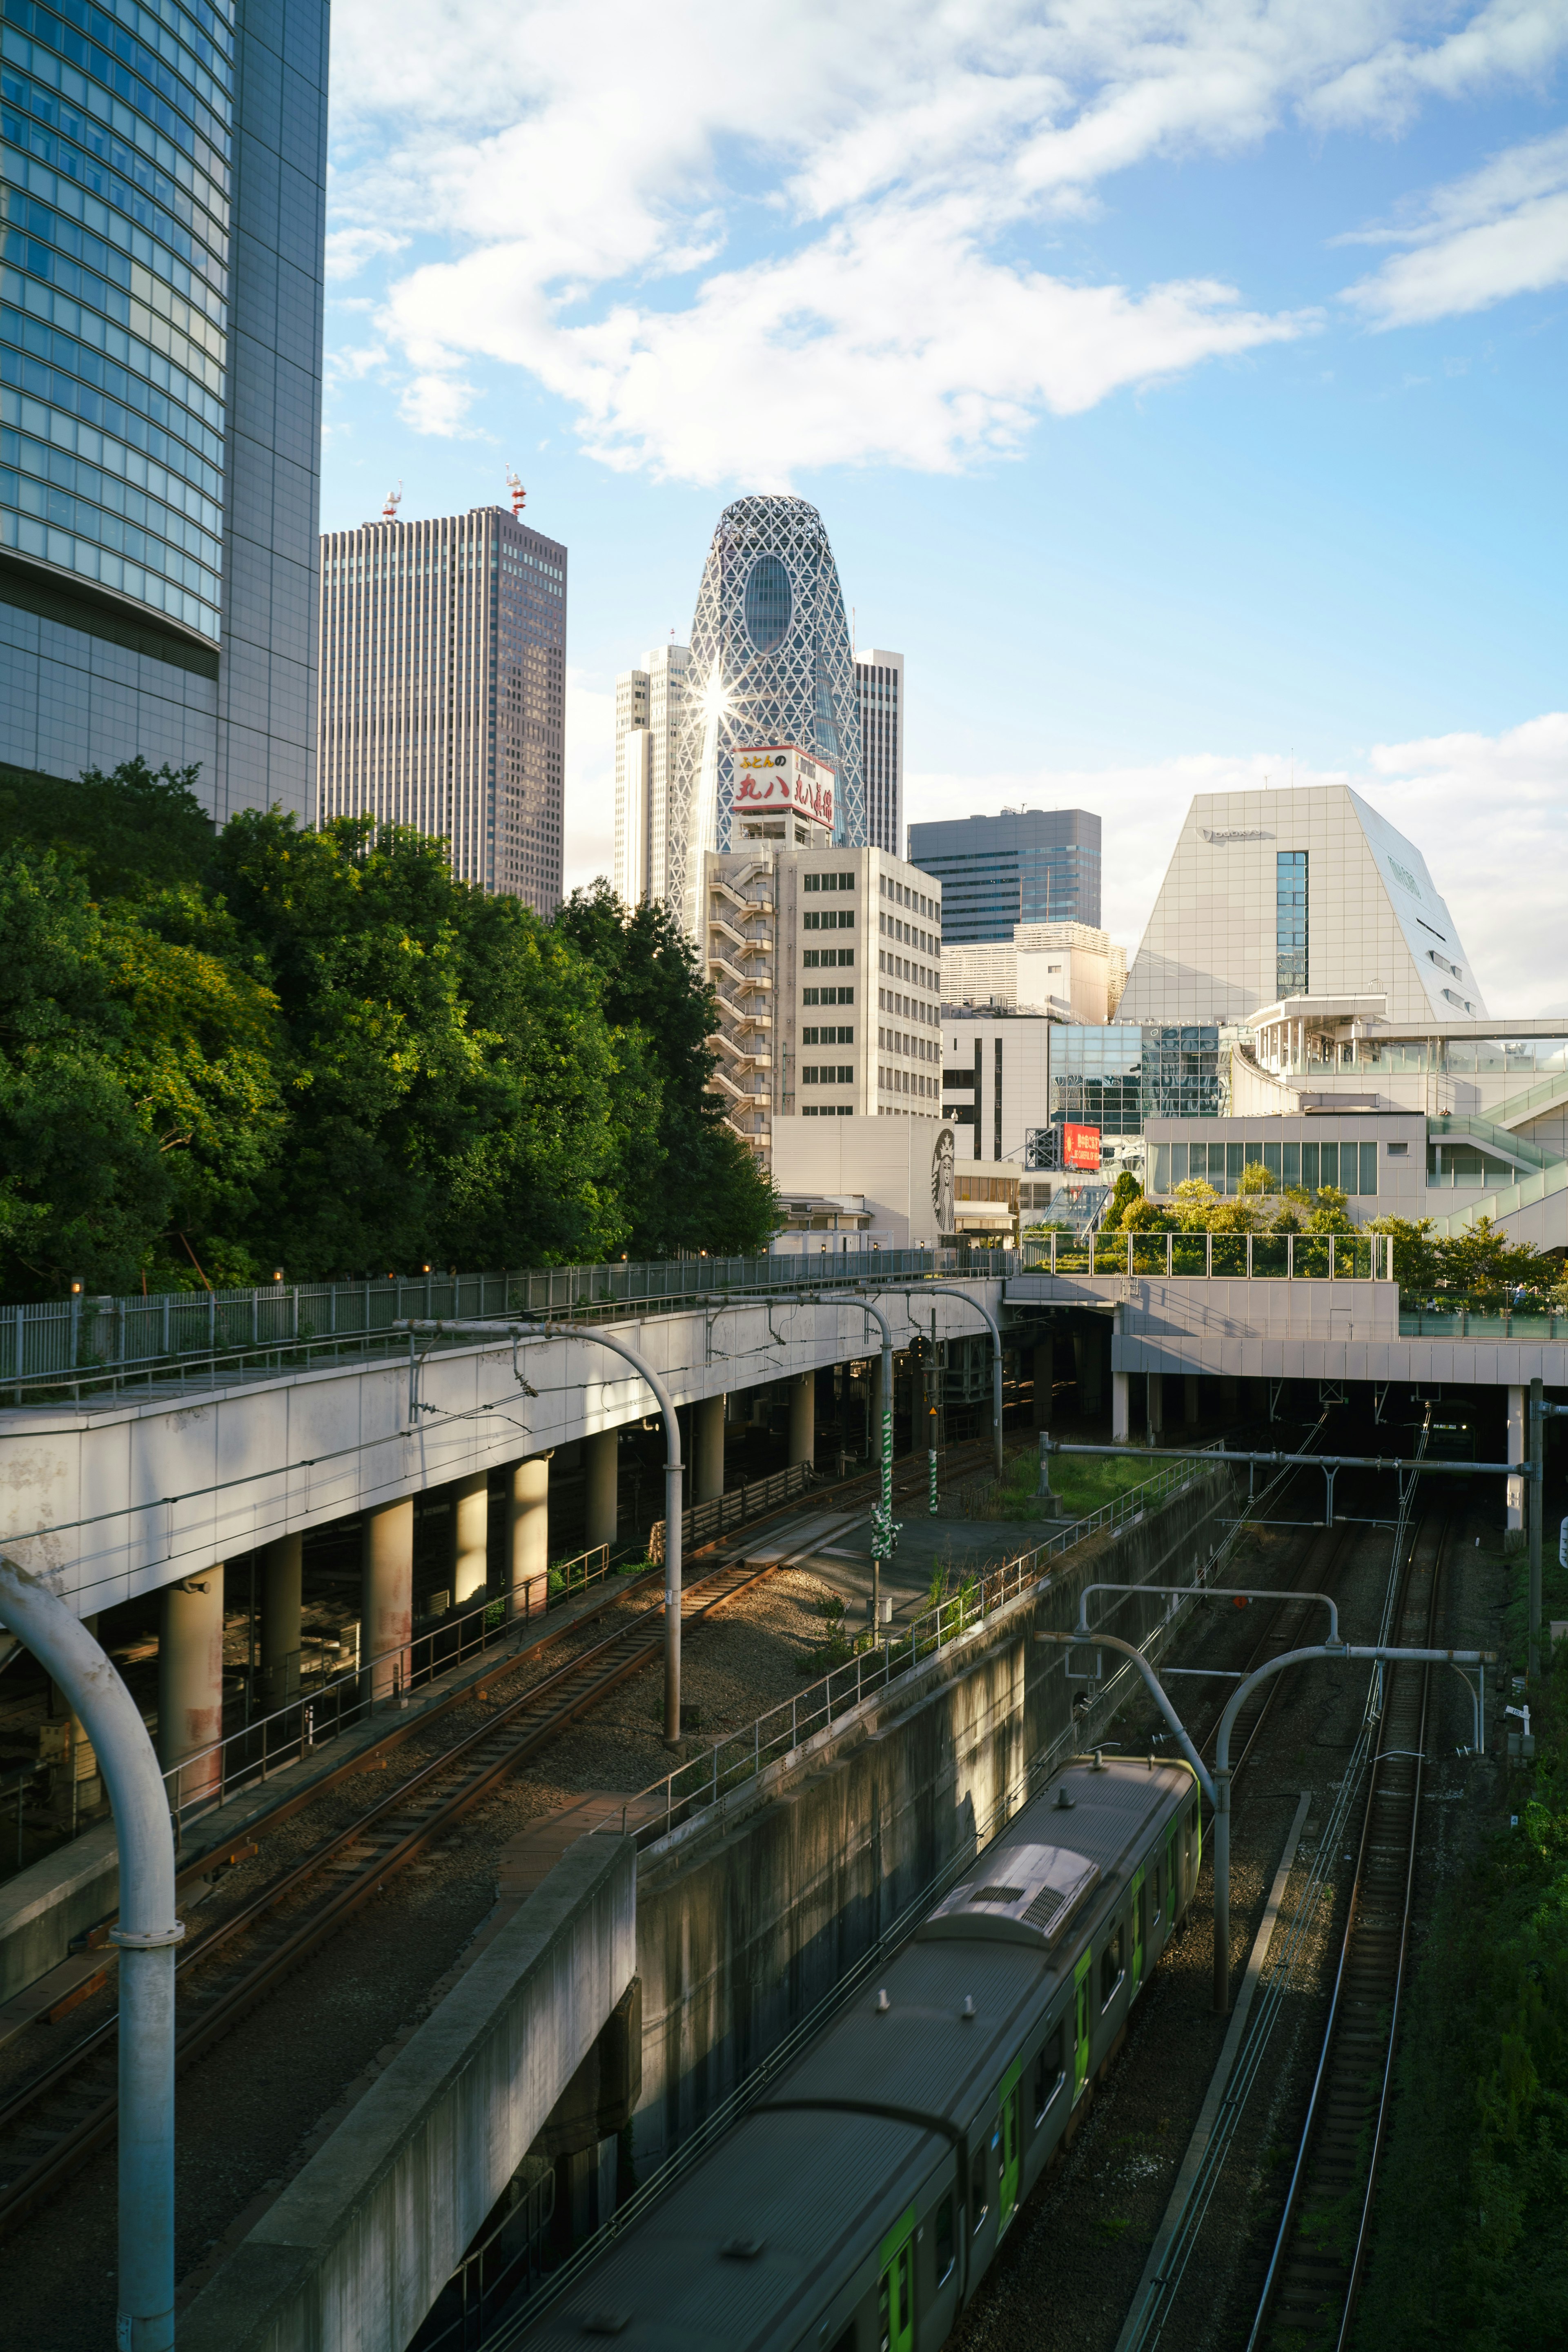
0, 1432, 1007, 2238
1248, 1510, 1448, 2352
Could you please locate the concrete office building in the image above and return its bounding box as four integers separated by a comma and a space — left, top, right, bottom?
612, 638, 688, 906
675, 494, 864, 937
855, 647, 903, 858
1118, 783, 1483, 1027
909, 807, 1101, 944
699, 825, 943, 1167
943, 922, 1128, 1025
318, 502, 566, 913
0, 0, 327, 821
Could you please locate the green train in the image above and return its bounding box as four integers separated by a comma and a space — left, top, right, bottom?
521, 1754, 1201, 2350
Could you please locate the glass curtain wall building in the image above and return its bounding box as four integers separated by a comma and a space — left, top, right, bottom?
0, 0, 325, 820
1025, 1022, 1235, 1166
909, 807, 1102, 944
676, 494, 864, 937
318, 505, 567, 913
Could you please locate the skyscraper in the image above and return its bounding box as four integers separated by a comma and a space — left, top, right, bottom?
909, 808, 1102, 944
317, 501, 567, 914
0, 0, 327, 822
855, 647, 903, 857
675, 494, 864, 935
613, 638, 688, 906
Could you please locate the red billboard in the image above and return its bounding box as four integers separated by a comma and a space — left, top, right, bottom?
1063, 1123, 1102, 1172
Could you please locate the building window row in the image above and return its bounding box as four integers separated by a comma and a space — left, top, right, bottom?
801, 1064, 853, 1085
802, 1025, 853, 1045
0, 292, 224, 463
802, 946, 854, 969
802, 985, 853, 1006
3, 53, 230, 242
8, 0, 236, 151
879, 1067, 935, 1099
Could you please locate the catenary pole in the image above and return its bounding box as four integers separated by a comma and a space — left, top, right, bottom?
898, 1285, 1005, 1480
0, 1555, 184, 2352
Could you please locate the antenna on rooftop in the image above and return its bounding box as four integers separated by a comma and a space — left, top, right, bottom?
382, 481, 402, 523
506, 467, 526, 519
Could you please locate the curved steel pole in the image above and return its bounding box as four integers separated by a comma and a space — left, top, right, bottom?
822, 1296, 895, 1637
0, 1555, 183, 2352
1034, 1627, 1215, 1804
1209, 1637, 1490, 2014
899, 1284, 1004, 1479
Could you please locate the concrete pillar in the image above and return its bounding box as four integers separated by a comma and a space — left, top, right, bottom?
1148, 1372, 1165, 1441
693, 1394, 726, 1504
259, 1533, 303, 1711
158, 1564, 225, 1809
508, 1457, 550, 1621
789, 1370, 815, 1468
1112, 1369, 1131, 1446
1508, 1385, 1525, 1537
1184, 1375, 1201, 1427
450, 1470, 490, 1606
584, 1430, 619, 1550
1033, 1340, 1054, 1429
363, 1497, 414, 1706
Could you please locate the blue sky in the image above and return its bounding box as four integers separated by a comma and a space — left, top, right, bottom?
320, 2, 1568, 1008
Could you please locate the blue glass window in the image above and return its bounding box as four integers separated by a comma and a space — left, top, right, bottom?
744, 553, 791, 653
1277, 851, 1307, 998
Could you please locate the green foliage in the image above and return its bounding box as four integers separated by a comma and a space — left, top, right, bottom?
0, 755, 214, 900
1103, 1168, 1144, 1229
1358, 1612, 1568, 2348
1368, 1212, 1559, 1307
0, 764, 778, 1299
553, 881, 777, 1256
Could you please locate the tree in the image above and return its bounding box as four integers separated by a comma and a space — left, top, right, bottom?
0, 755, 214, 901
1103, 1168, 1144, 1230
553, 882, 777, 1256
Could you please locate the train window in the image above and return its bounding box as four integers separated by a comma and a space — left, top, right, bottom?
1138, 1877, 1149, 1952
1152, 1861, 1164, 1924
1189, 1802, 1199, 1837
1100, 1926, 1125, 2008
1033, 2025, 1065, 2123
935, 2194, 955, 2286
970, 2140, 989, 2232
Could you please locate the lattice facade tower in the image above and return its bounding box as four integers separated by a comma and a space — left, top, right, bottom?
676, 494, 864, 934
318, 505, 566, 911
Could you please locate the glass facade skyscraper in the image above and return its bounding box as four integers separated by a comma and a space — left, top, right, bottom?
677, 494, 864, 935
909, 806, 1101, 944
0, 0, 325, 820
318, 505, 567, 913
855, 646, 902, 857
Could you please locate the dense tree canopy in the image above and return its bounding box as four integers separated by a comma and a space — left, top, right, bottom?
0, 764, 776, 1299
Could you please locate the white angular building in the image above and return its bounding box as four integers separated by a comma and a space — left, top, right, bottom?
1118, 785, 1483, 1028
675, 496, 865, 936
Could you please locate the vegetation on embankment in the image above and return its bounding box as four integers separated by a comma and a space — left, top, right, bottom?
0, 762, 776, 1297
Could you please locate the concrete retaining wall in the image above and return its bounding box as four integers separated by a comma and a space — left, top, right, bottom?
633, 1466, 1235, 2165
179, 1834, 636, 2352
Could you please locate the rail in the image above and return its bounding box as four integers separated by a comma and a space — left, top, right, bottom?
0, 1251, 1012, 1407
1019, 1231, 1393, 1279
606, 1451, 1227, 1851
1430, 1152, 1568, 1237
1397, 1305, 1566, 1339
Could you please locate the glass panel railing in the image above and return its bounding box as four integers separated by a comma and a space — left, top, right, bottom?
1252, 1236, 1289, 1278
1172, 1235, 1207, 1276
1211, 1234, 1247, 1277
1333, 1236, 1372, 1279
1053, 1238, 1093, 1274
1131, 1235, 1169, 1277
1293, 1237, 1330, 1279
1093, 1236, 1128, 1276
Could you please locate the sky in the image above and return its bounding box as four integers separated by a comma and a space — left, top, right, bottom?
319, 1, 1568, 1013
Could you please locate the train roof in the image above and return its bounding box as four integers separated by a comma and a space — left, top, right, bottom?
519, 2105, 940, 2351
762, 1757, 1192, 2134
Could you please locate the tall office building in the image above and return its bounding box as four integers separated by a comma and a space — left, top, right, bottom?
612, 637, 688, 906
909, 808, 1102, 944
318, 502, 566, 913
855, 647, 903, 857
0, 0, 327, 821
675, 494, 864, 936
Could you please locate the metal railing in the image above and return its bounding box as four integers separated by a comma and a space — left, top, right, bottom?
609, 1452, 1225, 1853
1397, 1307, 1566, 1340
1019, 1230, 1392, 1279
0, 1252, 1014, 1406
1430, 1152, 1568, 1238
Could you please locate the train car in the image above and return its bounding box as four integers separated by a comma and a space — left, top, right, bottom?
519, 1753, 1200, 2351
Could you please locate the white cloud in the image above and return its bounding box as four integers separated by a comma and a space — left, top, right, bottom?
1340, 129, 1568, 324
909, 712, 1568, 1013
398, 372, 483, 436
325, 226, 410, 282
326, 1, 1560, 479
